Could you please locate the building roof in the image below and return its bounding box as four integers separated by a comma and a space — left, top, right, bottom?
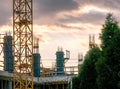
0, 70, 76, 84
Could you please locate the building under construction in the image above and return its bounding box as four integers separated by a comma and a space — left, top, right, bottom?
0, 33, 81, 89
0, 0, 83, 89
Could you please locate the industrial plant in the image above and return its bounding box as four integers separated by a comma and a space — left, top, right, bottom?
0, 34, 81, 89
0, 0, 83, 89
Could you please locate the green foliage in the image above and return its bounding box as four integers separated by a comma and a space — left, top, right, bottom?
96, 13, 120, 89
72, 76, 80, 89
96, 57, 112, 89
79, 46, 101, 89
72, 13, 120, 89
118, 81, 120, 88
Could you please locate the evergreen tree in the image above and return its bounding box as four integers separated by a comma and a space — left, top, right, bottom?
96, 56, 112, 89
96, 13, 120, 89
72, 76, 80, 89
79, 46, 101, 89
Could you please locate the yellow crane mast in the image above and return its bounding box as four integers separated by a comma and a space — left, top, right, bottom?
13, 0, 33, 89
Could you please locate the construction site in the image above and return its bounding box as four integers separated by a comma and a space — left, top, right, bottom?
0, 0, 84, 89
0, 33, 83, 89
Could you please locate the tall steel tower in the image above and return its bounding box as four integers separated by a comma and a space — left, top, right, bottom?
13, 0, 33, 89
89, 35, 95, 48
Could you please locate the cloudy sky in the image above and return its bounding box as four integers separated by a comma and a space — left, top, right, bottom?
0, 0, 120, 67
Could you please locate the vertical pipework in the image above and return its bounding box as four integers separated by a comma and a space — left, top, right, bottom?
33, 38, 41, 77
3, 35, 13, 72
89, 35, 95, 48
56, 47, 64, 75
33, 53, 41, 77
78, 53, 83, 69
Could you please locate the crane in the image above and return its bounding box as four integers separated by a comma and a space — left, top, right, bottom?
13, 0, 33, 89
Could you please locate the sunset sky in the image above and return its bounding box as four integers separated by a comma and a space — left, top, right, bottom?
0, 0, 120, 67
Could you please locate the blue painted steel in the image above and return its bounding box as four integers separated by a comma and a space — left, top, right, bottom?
33, 53, 41, 77
3, 36, 13, 72
56, 51, 64, 75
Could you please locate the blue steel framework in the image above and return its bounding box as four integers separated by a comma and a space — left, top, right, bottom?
33, 53, 40, 77
56, 49, 64, 75
3, 36, 13, 72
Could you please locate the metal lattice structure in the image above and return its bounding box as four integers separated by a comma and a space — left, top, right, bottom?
89, 35, 95, 48
13, 0, 33, 89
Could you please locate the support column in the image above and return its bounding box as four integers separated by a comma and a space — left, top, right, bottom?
4, 80, 8, 89
62, 84, 64, 89
8, 81, 12, 89
48, 85, 50, 89
43, 84, 45, 89
34, 85, 36, 89
56, 84, 58, 89
34, 86, 39, 89
1, 80, 3, 89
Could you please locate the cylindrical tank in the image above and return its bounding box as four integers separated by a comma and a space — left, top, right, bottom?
33, 53, 41, 77
56, 48, 64, 75
3, 36, 13, 72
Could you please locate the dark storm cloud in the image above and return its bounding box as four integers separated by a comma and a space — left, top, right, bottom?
57, 0, 120, 25
1, 0, 120, 27
33, 0, 120, 26
58, 10, 106, 25
0, 0, 12, 26
34, 0, 79, 17
0, 0, 79, 26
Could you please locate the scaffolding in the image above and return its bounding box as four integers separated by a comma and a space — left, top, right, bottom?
0, 34, 5, 70
89, 35, 95, 48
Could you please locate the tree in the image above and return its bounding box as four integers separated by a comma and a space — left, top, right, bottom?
96, 13, 120, 89
72, 76, 80, 89
79, 46, 101, 89
72, 14, 120, 89
96, 56, 112, 89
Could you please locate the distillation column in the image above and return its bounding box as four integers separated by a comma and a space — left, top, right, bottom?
13, 0, 33, 89
3, 35, 13, 72
33, 38, 41, 77
56, 48, 64, 75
